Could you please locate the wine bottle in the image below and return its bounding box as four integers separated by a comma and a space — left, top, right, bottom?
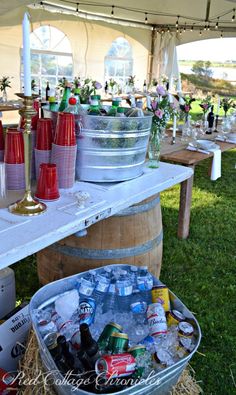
46, 81, 50, 101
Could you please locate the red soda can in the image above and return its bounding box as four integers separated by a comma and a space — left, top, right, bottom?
0, 368, 18, 394
95, 353, 136, 379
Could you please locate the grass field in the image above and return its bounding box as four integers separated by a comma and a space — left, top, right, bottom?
13, 149, 236, 394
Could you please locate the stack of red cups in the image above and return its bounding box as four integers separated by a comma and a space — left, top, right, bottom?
0, 120, 4, 162
4, 128, 25, 190
35, 118, 53, 180
51, 113, 77, 188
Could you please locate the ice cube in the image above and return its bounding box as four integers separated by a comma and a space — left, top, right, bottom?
55, 290, 79, 321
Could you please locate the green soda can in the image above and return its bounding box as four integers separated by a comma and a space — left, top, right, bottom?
107, 332, 129, 354
98, 322, 123, 350
128, 345, 146, 378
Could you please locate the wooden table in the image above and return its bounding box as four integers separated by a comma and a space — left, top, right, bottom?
161, 138, 236, 239
0, 162, 193, 270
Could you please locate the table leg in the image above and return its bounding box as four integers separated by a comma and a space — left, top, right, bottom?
178, 165, 195, 239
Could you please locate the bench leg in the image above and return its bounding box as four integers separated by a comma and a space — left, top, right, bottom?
178, 166, 194, 239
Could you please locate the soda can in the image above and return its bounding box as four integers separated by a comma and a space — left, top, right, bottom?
167, 310, 186, 326
147, 303, 167, 337
98, 322, 123, 349
0, 368, 18, 394
79, 297, 96, 326
107, 332, 129, 354
178, 321, 194, 338
128, 345, 146, 358
95, 353, 136, 379
177, 337, 193, 356
153, 349, 174, 367
151, 285, 170, 312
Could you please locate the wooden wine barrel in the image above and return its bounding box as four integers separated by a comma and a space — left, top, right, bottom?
37, 194, 163, 284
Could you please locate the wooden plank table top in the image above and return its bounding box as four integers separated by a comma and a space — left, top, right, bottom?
0, 162, 193, 270
160, 136, 236, 239
161, 140, 236, 165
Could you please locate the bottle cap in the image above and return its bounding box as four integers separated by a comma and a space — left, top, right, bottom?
69, 97, 77, 105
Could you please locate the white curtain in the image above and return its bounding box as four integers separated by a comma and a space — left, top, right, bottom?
152, 32, 181, 91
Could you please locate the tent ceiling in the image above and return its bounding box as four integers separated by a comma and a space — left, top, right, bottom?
0, 0, 235, 42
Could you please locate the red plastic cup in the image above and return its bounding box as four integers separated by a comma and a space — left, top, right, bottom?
35, 163, 60, 201
54, 112, 76, 146
36, 118, 53, 150
0, 120, 4, 150
4, 128, 24, 164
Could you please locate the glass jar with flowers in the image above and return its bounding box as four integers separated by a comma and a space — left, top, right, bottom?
220, 97, 235, 118
199, 96, 212, 127
0, 76, 12, 103
146, 85, 173, 168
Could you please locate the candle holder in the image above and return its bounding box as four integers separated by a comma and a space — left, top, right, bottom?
8, 93, 47, 216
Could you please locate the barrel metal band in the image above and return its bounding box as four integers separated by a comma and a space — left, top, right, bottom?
115, 194, 160, 217
51, 230, 163, 260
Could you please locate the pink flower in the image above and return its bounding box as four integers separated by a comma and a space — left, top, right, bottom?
151, 101, 158, 111
155, 109, 164, 119
185, 105, 190, 112
156, 85, 166, 96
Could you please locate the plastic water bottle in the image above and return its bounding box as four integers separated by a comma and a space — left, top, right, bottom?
77, 270, 96, 298
116, 270, 133, 312
102, 274, 117, 313
92, 274, 110, 305
137, 266, 153, 305
129, 266, 138, 289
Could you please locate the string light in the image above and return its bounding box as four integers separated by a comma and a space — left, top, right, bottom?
76, 3, 79, 13
111, 5, 114, 17
204, 21, 207, 30
175, 15, 179, 28
40, 1, 44, 8
190, 25, 193, 31
183, 22, 186, 32
215, 17, 219, 29
167, 26, 170, 33
179, 27, 182, 35
199, 29, 202, 36
220, 30, 223, 38
161, 27, 165, 34
145, 12, 148, 24
207, 23, 210, 30
232, 9, 235, 22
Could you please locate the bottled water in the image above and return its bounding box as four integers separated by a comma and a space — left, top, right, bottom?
92, 274, 110, 305
116, 270, 133, 312
137, 266, 153, 305
77, 270, 96, 298
102, 273, 117, 313
129, 266, 138, 289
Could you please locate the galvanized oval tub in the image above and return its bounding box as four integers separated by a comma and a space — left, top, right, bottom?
30, 264, 201, 395
43, 107, 153, 183
77, 112, 153, 182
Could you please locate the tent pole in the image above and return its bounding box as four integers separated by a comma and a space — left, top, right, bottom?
148, 27, 156, 86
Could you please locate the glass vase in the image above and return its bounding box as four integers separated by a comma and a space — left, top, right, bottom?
148, 124, 161, 168
2, 89, 7, 103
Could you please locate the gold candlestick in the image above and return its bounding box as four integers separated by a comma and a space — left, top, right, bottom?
8, 94, 47, 216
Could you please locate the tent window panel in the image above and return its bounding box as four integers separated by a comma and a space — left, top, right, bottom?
105, 37, 133, 84
21, 25, 73, 94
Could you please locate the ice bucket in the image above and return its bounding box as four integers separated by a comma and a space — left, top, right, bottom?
43, 108, 153, 183
30, 264, 201, 395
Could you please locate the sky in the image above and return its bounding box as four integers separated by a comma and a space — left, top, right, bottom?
177, 38, 236, 62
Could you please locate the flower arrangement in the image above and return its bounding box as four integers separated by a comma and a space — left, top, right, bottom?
147, 85, 174, 132
128, 75, 135, 85
179, 95, 195, 118
199, 96, 212, 114
78, 78, 102, 103
220, 97, 235, 117
0, 76, 12, 92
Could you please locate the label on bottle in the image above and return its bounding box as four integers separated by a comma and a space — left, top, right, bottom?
79, 280, 94, 296
116, 284, 133, 296
79, 298, 96, 325
95, 275, 110, 293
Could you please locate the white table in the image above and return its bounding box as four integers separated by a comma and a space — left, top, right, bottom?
0, 162, 193, 270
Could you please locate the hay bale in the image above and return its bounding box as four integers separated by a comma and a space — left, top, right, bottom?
19, 330, 202, 395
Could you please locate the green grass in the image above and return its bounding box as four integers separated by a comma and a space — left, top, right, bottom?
13, 150, 236, 394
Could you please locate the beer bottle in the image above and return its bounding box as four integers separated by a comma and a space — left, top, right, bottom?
44, 333, 72, 375
80, 323, 100, 368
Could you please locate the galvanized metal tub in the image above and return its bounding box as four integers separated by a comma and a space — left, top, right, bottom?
30, 264, 201, 395
77, 113, 152, 182
43, 108, 152, 183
